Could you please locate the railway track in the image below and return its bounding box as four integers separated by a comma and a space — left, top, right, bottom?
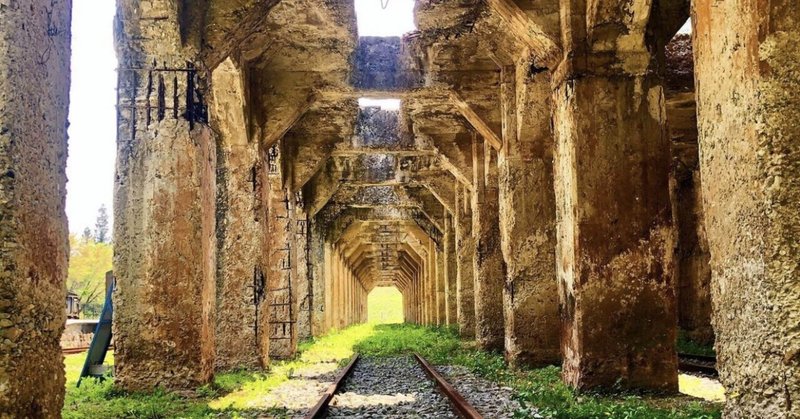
306, 353, 484, 419
63, 347, 90, 355
678, 353, 718, 377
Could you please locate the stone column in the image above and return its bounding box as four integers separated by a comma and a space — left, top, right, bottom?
435, 246, 446, 325
693, 3, 799, 416
0, 0, 70, 414
552, 50, 677, 389
310, 222, 326, 336
443, 215, 458, 325
498, 63, 560, 367
472, 137, 506, 351
294, 192, 311, 339
323, 241, 333, 333
114, 0, 217, 390
266, 141, 296, 359
210, 58, 263, 371
455, 186, 476, 338
426, 241, 434, 325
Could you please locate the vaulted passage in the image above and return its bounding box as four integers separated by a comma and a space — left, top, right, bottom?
2, 1, 800, 418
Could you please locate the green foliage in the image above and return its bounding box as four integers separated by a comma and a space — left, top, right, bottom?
67, 234, 113, 317
63, 324, 722, 419
67, 234, 112, 316
94, 204, 111, 243
354, 324, 722, 419
677, 331, 716, 357
367, 286, 404, 324
63, 325, 378, 418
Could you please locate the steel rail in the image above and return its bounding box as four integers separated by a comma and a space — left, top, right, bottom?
305, 353, 360, 419
678, 353, 718, 377
414, 353, 483, 419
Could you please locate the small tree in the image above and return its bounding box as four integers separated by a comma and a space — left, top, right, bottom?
81, 227, 93, 242
67, 234, 113, 317
94, 204, 110, 243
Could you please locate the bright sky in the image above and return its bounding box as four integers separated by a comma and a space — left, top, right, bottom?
354, 0, 417, 36
67, 0, 117, 234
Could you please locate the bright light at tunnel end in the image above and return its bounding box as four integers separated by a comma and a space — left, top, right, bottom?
358, 98, 402, 110
354, 0, 417, 37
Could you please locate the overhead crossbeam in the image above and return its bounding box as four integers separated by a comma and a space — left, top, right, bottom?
263, 92, 317, 147
449, 91, 503, 151
484, 0, 561, 66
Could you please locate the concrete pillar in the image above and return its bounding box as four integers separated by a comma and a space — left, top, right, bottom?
498, 63, 559, 367
210, 59, 263, 371
435, 246, 446, 325
693, 4, 799, 415
310, 222, 326, 336
443, 215, 458, 325
472, 137, 506, 351
455, 186, 476, 338
430, 241, 442, 325
336, 251, 345, 329
552, 51, 677, 390
266, 141, 296, 359
665, 80, 713, 346
323, 241, 333, 333
114, 0, 217, 390
294, 193, 311, 339
0, 0, 70, 414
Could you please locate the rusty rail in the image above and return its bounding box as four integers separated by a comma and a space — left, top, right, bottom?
305, 353, 360, 419
414, 353, 483, 419
678, 353, 718, 377
63, 347, 90, 355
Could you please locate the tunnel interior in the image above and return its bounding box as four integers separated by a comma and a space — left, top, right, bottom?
4, 0, 800, 417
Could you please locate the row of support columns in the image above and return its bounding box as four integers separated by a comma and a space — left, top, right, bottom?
5, 1, 800, 417
320, 244, 367, 333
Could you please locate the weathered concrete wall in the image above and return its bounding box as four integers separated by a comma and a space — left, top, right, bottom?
0, 0, 71, 415
454, 186, 476, 338
443, 215, 458, 325
693, 2, 800, 416
295, 193, 312, 340
265, 141, 296, 359
553, 63, 678, 391
664, 34, 713, 346
498, 63, 559, 368
114, 0, 217, 390
472, 139, 506, 351
210, 58, 264, 370
310, 221, 327, 336
435, 244, 446, 325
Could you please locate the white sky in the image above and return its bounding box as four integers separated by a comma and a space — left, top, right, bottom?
359, 98, 402, 110
67, 0, 117, 234
354, 0, 417, 36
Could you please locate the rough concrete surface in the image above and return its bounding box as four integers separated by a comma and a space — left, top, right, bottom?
0, 0, 71, 416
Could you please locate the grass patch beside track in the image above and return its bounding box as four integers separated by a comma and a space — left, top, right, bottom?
63, 323, 722, 418
355, 324, 722, 419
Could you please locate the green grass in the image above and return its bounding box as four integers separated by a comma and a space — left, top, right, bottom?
355, 324, 722, 419
677, 331, 716, 357
63, 323, 722, 419
63, 325, 377, 418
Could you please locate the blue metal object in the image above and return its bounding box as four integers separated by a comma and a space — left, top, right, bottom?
77, 275, 114, 387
